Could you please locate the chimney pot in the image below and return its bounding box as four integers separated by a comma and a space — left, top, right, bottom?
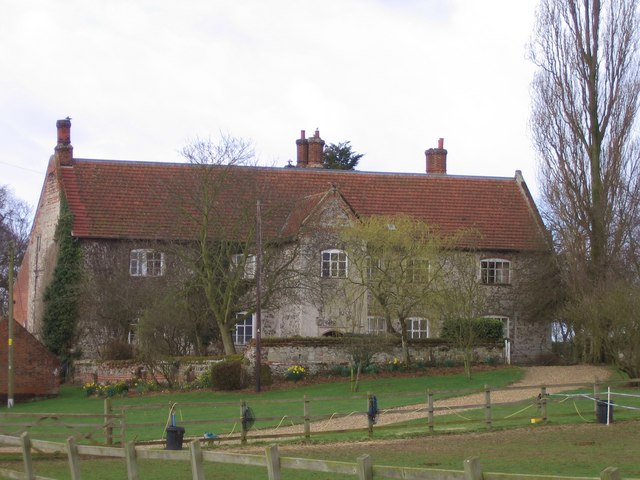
438, 138, 444, 149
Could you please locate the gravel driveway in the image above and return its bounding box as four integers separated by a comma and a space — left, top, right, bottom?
264, 365, 612, 436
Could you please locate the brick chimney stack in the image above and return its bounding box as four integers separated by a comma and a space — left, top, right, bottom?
296, 130, 309, 167
425, 138, 447, 174
55, 118, 73, 166
307, 129, 325, 168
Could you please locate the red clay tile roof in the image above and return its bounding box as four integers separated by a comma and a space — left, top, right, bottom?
60, 159, 549, 252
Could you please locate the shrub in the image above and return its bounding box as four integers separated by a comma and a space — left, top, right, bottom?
186, 370, 213, 390
211, 357, 247, 391
364, 364, 380, 374
410, 360, 428, 372
101, 341, 135, 360
330, 365, 351, 377
257, 364, 273, 387
440, 317, 504, 343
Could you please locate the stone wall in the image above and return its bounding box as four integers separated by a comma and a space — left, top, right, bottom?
72, 358, 222, 385
245, 338, 505, 377
71, 339, 505, 386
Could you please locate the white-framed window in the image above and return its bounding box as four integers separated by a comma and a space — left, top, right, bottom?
231, 253, 256, 279
483, 315, 510, 339
407, 258, 430, 283
130, 249, 165, 277
233, 312, 255, 345
480, 258, 511, 285
321, 249, 347, 278
367, 316, 386, 335
408, 317, 429, 339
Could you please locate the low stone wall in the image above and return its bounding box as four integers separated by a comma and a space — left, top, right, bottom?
72, 338, 504, 385
245, 338, 505, 377
73, 358, 222, 385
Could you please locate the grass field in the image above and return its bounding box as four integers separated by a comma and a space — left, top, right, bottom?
1, 366, 639, 479
0, 366, 524, 443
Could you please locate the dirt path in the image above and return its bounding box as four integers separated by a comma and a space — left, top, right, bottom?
261, 365, 612, 436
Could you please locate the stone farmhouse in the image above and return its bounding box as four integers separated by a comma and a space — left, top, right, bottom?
14, 119, 553, 364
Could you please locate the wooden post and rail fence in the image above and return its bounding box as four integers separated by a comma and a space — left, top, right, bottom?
0, 378, 637, 448
0, 432, 626, 480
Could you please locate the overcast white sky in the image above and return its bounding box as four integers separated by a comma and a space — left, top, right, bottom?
1, 0, 541, 212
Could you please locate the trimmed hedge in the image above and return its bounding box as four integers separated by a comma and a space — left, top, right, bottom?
440, 317, 504, 342
210, 356, 247, 391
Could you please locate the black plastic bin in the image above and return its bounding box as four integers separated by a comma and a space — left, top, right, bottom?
596, 400, 613, 424
166, 426, 185, 450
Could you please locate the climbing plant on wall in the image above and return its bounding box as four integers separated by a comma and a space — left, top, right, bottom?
42, 197, 83, 359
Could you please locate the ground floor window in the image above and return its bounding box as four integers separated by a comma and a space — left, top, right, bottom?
367, 316, 386, 335
233, 313, 255, 345
407, 317, 429, 339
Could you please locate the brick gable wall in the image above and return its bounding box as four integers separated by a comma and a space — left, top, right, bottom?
0, 320, 60, 402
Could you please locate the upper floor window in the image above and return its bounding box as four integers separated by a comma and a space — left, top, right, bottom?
367, 316, 386, 336
130, 249, 165, 277
406, 258, 430, 283
233, 312, 255, 346
408, 317, 429, 339
231, 254, 256, 279
480, 259, 511, 285
321, 249, 347, 278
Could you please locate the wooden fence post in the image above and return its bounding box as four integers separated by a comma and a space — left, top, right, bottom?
464, 456, 483, 480
357, 454, 373, 480
484, 385, 492, 430
20, 432, 34, 480
600, 467, 620, 480
427, 389, 434, 432
265, 444, 281, 480
367, 392, 374, 438
303, 395, 311, 440
189, 439, 205, 480
540, 386, 547, 422
66, 436, 81, 480
104, 398, 113, 446
241, 400, 247, 445
124, 441, 138, 480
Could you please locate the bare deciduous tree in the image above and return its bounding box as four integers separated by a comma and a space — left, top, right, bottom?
529, 0, 640, 361
0, 185, 30, 316
173, 134, 302, 355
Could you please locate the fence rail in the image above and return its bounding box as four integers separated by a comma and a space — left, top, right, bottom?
0, 433, 630, 480
1, 378, 638, 447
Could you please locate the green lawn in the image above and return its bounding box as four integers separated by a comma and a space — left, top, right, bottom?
0, 367, 524, 443
2, 366, 640, 479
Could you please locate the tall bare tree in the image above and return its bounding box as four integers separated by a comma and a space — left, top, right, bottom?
529, 0, 640, 361
174, 135, 301, 355
0, 185, 30, 316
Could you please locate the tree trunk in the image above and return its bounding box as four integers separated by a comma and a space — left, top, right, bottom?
399, 319, 410, 365
220, 328, 237, 355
